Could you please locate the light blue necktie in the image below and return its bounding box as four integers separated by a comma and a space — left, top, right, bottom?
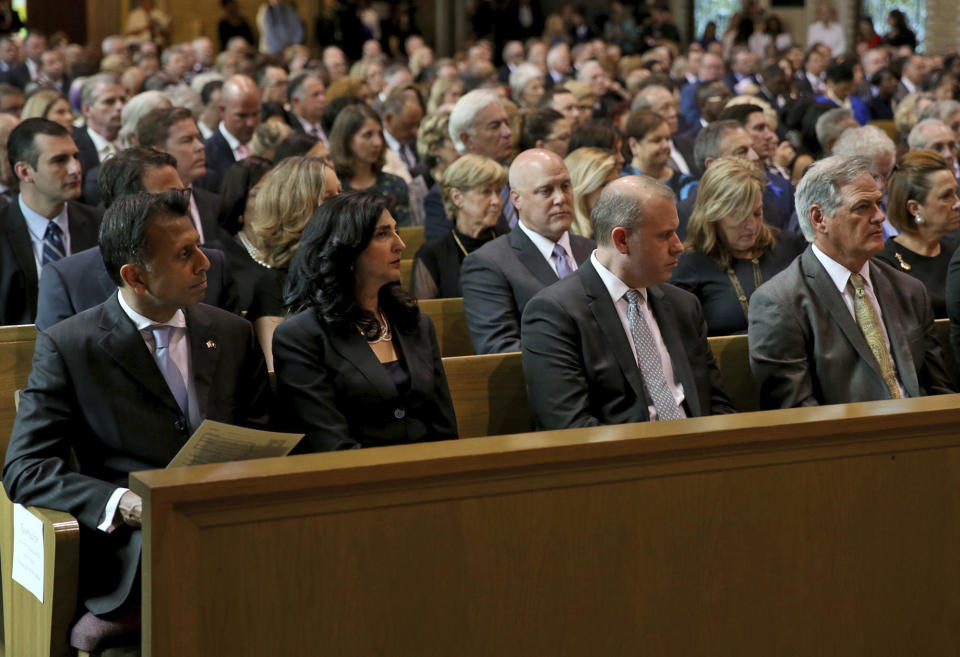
42, 221, 65, 265
152, 325, 190, 422
552, 243, 572, 278
625, 290, 684, 421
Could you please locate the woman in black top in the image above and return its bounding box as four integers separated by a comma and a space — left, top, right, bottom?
411, 154, 507, 299
670, 157, 805, 335
877, 150, 959, 319
273, 191, 458, 451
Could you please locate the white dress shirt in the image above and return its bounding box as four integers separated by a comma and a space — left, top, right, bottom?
188, 191, 206, 244
591, 252, 686, 419
517, 220, 577, 277
218, 122, 249, 161
811, 244, 906, 397
20, 195, 70, 277
86, 126, 121, 163
292, 113, 328, 145
99, 292, 200, 532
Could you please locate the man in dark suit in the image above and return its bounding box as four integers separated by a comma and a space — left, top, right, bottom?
36, 146, 239, 330
461, 148, 595, 354
3, 189, 271, 617
6, 31, 44, 90
198, 74, 260, 193
497, 40, 525, 84
631, 80, 695, 176
285, 72, 327, 145
0, 118, 102, 325
72, 74, 126, 187
679, 52, 725, 128
382, 84, 425, 180
521, 174, 734, 429
136, 106, 224, 244
748, 155, 955, 408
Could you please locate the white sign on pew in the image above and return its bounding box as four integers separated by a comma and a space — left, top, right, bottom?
12, 502, 44, 603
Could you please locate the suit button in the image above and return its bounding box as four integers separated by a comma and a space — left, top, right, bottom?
174, 419, 186, 432
394, 408, 406, 419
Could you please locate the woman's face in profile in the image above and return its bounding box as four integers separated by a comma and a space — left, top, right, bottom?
354, 210, 405, 289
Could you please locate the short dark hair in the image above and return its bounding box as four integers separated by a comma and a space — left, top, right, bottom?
274, 131, 318, 163
136, 106, 195, 149
99, 189, 191, 286
200, 79, 223, 106
825, 60, 855, 84
284, 190, 418, 334
8, 117, 69, 172
717, 103, 764, 126
322, 95, 365, 136
382, 83, 425, 116
98, 146, 178, 209
518, 107, 564, 151
567, 118, 621, 154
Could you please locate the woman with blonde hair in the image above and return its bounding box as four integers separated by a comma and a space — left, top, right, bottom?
427, 76, 463, 113
564, 147, 619, 238
246, 156, 342, 368
250, 119, 293, 161
21, 89, 73, 130
411, 154, 508, 299
670, 157, 804, 335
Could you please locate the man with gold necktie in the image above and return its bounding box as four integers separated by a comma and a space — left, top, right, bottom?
748, 155, 956, 408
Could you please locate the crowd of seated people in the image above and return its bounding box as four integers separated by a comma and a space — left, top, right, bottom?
3, 4, 960, 645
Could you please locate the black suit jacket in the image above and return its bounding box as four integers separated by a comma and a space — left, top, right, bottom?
35, 245, 239, 331
196, 130, 236, 193
192, 186, 225, 244
0, 199, 102, 325
460, 227, 595, 354
2, 296, 272, 613
6, 61, 31, 89
273, 307, 458, 452
521, 258, 734, 429
72, 126, 100, 185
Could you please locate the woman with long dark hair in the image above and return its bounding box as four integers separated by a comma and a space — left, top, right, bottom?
273, 191, 458, 451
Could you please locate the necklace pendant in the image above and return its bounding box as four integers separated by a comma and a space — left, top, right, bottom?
893, 252, 912, 271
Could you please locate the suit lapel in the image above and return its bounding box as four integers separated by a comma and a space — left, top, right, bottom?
648, 285, 700, 417
581, 261, 649, 412
509, 226, 559, 287
394, 321, 431, 397
1, 199, 38, 294
329, 328, 398, 400
97, 295, 183, 415
185, 306, 221, 417
65, 202, 101, 252
802, 249, 886, 378
870, 261, 920, 396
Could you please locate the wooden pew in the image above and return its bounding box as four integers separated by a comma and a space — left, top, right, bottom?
442, 352, 530, 438
0, 324, 80, 657
399, 225, 425, 260
420, 298, 474, 357
400, 258, 413, 290
132, 394, 960, 656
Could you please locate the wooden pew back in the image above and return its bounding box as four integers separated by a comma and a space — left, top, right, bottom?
442, 352, 531, 438
399, 226, 425, 260
420, 298, 474, 357
0, 324, 37, 453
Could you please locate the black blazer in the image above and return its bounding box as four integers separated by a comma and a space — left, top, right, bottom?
2, 296, 272, 613
193, 186, 225, 244
196, 129, 236, 193
520, 258, 735, 429
35, 245, 240, 331
0, 199, 102, 325
6, 61, 31, 89
72, 126, 101, 185
460, 227, 595, 354
273, 307, 458, 452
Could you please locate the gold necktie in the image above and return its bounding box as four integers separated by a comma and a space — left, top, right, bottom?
849, 273, 901, 399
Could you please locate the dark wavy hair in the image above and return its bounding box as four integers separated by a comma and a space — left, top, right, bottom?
284, 191, 418, 338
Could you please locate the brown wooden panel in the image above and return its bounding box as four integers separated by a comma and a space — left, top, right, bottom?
26, 0, 86, 44
420, 297, 473, 357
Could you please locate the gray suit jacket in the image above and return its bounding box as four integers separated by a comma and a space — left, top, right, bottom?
521, 258, 734, 429
748, 247, 955, 409
460, 227, 595, 354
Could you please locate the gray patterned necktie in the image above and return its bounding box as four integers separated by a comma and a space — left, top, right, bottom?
625, 289, 684, 420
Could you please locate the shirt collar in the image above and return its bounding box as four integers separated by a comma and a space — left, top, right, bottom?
19, 193, 67, 242
591, 251, 646, 304
218, 121, 243, 150
516, 218, 572, 262
811, 243, 872, 294
382, 128, 403, 152
86, 126, 120, 158
116, 288, 187, 331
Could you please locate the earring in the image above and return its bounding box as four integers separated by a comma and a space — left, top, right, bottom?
916, 214, 924, 225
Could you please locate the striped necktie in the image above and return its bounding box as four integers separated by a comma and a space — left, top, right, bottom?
42, 221, 65, 265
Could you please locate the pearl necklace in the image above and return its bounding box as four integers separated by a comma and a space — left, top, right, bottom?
359, 308, 392, 343
237, 232, 273, 269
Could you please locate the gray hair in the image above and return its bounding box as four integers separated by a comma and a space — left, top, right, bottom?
832, 125, 895, 163
119, 90, 173, 147
918, 99, 960, 124
591, 175, 675, 246
546, 43, 569, 69
815, 107, 854, 151
577, 60, 603, 82
81, 73, 122, 108
630, 84, 669, 113
795, 155, 873, 242
509, 63, 543, 101
163, 84, 202, 119
449, 89, 504, 154
908, 118, 950, 149
693, 120, 742, 174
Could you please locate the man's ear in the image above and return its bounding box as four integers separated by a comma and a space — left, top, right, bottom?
119, 263, 148, 295
611, 225, 630, 254
13, 161, 32, 184
458, 130, 471, 152
809, 204, 827, 234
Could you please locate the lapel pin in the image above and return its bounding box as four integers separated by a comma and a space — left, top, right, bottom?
205, 340, 217, 350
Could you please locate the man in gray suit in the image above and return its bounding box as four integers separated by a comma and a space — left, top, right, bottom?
748, 155, 955, 408
460, 148, 595, 354
520, 175, 734, 429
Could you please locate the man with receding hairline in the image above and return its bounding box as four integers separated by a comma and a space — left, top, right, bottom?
521, 174, 733, 428
198, 74, 260, 191
461, 148, 595, 354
